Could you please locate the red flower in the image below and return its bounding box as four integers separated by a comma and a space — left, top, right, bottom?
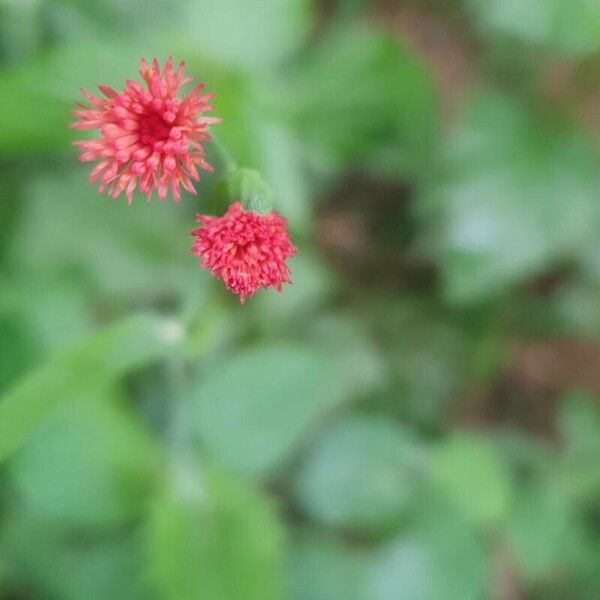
191, 202, 297, 303
72, 57, 220, 203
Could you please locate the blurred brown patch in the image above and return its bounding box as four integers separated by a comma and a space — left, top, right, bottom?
316, 171, 435, 290
374, 1, 479, 121
377, 2, 600, 145
490, 541, 524, 600
524, 265, 573, 298
540, 58, 600, 145
513, 339, 600, 397
459, 338, 600, 437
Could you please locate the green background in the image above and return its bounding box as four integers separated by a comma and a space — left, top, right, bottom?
1, 0, 600, 598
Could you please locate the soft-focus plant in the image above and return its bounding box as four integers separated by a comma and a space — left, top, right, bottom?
0, 1, 599, 599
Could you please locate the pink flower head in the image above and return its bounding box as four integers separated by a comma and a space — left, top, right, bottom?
191, 202, 297, 303
71, 57, 220, 203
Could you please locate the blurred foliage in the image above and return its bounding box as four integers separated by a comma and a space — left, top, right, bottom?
0, 0, 599, 599
465, 0, 600, 58
146, 464, 283, 600
423, 93, 600, 303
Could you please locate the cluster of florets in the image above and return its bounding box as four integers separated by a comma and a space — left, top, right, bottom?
72, 58, 295, 302
72, 57, 219, 203
191, 202, 297, 303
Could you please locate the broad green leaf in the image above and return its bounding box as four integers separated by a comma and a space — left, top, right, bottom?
369, 499, 488, 600
294, 416, 422, 532
369, 540, 435, 600
301, 313, 386, 399
552, 284, 600, 337
188, 344, 344, 477
496, 429, 555, 479
289, 533, 369, 600
0, 42, 143, 155
430, 432, 512, 527
0, 0, 42, 62
370, 298, 468, 427
559, 392, 600, 463
465, 0, 600, 57
1, 513, 149, 600
0, 79, 70, 153
0, 277, 93, 364
179, 0, 312, 72
8, 167, 195, 301
0, 314, 182, 462
423, 93, 600, 303
278, 25, 438, 178
146, 464, 283, 600
52, 0, 187, 41
557, 392, 600, 501
9, 400, 159, 527
506, 481, 572, 580
0, 296, 40, 393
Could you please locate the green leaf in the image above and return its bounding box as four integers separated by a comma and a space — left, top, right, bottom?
0, 0, 43, 62
1, 514, 149, 600
8, 167, 194, 301
0, 295, 40, 393
146, 463, 283, 600
423, 93, 600, 303
0, 42, 142, 155
302, 314, 386, 400
369, 540, 435, 600
557, 392, 600, 502
289, 533, 369, 600
371, 298, 468, 427
506, 481, 572, 580
465, 0, 600, 57
0, 314, 182, 463
430, 432, 512, 527
559, 392, 600, 463
178, 0, 312, 72
53, 0, 187, 40
278, 24, 438, 178
552, 284, 600, 337
188, 344, 345, 477
0, 277, 93, 365
369, 499, 488, 600
294, 416, 422, 532
9, 400, 159, 528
